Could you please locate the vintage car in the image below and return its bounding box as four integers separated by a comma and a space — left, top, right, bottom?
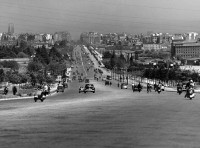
63, 82, 68, 88
84, 84, 95, 93
57, 85, 65, 93
121, 83, 128, 89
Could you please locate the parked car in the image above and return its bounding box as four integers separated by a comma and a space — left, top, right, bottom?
57, 85, 65, 93
79, 86, 85, 93
121, 83, 128, 89
84, 84, 95, 93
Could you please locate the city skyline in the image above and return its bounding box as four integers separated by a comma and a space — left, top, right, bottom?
1, 0, 200, 39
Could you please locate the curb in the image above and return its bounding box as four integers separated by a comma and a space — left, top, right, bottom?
0, 88, 58, 102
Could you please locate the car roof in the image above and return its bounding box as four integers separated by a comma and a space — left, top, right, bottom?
85, 83, 94, 85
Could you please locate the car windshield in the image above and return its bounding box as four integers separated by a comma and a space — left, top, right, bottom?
85, 84, 93, 87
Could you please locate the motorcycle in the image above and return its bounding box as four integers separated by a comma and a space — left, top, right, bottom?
186, 88, 195, 100
177, 87, 182, 95
138, 87, 142, 92
157, 87, 161, 94
3, 87, 8, 95
34, 91, 46, 102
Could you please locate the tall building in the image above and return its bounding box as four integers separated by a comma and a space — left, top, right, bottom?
8, 23, 14, 35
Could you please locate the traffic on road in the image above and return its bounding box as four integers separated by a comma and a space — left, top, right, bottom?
0, 45, 200, 148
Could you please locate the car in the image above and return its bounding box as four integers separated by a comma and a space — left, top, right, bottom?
79, 86, 85, 93
107, 75, 112, 80
84, 84, 95, 93
57, 85, 65, 93
63, 82, 68, 88
105, 80, 110, 85
121, 83, 128, 89
102, 77, 107, 81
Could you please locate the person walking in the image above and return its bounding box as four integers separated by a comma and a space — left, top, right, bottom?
147, 83, 151, 93
132, 83, 135, 92
4, 86, 8, 95
12, 85, 17, 95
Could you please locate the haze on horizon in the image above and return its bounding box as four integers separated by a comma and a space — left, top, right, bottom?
1, 0, 200, 40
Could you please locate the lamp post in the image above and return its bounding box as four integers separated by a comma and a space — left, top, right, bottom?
126, 67, 128, 84
120, 68, 122, 82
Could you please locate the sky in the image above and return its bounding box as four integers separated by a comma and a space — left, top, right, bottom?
1, 0, 200, 40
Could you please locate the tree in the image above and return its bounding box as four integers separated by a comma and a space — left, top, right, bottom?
0, 69, 5, 82
40, 45, 50, 64
49, 46, 63, 62
17, 52, 29, 58
27, 61, 43, 73
1, 61, 19, 70
110, 50, 117, 68
36, 73, 46, 84
103, 51, 112, 58
8, 73, 21, 84
20, 40, 28, 49
19, 73, 30, 83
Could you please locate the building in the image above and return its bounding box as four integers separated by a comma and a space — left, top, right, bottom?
80, 32, 89, 43
80, 32, 101, 44
171, 41, 200, 59
143, 44, 162, 51
53, 31, 71, 43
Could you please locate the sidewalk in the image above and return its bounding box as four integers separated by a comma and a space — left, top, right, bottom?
0, 84, 58, 101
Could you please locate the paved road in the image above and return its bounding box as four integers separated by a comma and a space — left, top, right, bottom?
1, 76, 200, 148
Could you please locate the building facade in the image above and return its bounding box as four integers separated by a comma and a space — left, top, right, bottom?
80, 32, 101, 44
171, 41, 200, 59
143, 44, 162, 51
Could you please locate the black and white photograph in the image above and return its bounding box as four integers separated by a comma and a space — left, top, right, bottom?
1, 0, 200, 147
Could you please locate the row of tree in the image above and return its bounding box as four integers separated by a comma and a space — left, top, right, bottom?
102, 50, 200, 82
0, 43, 73, 85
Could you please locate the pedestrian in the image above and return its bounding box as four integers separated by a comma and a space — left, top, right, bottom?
137, 82, 142, 92
12, 85, 17, 95
132, 83, 135, 92
109, 81, 112, 86
154, 83, 157, 92
48, 84, 51, 95
147, 83, 151, 93
43, 84, 48, 96
4, 86, 8, 95
118, 83, 120, 87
